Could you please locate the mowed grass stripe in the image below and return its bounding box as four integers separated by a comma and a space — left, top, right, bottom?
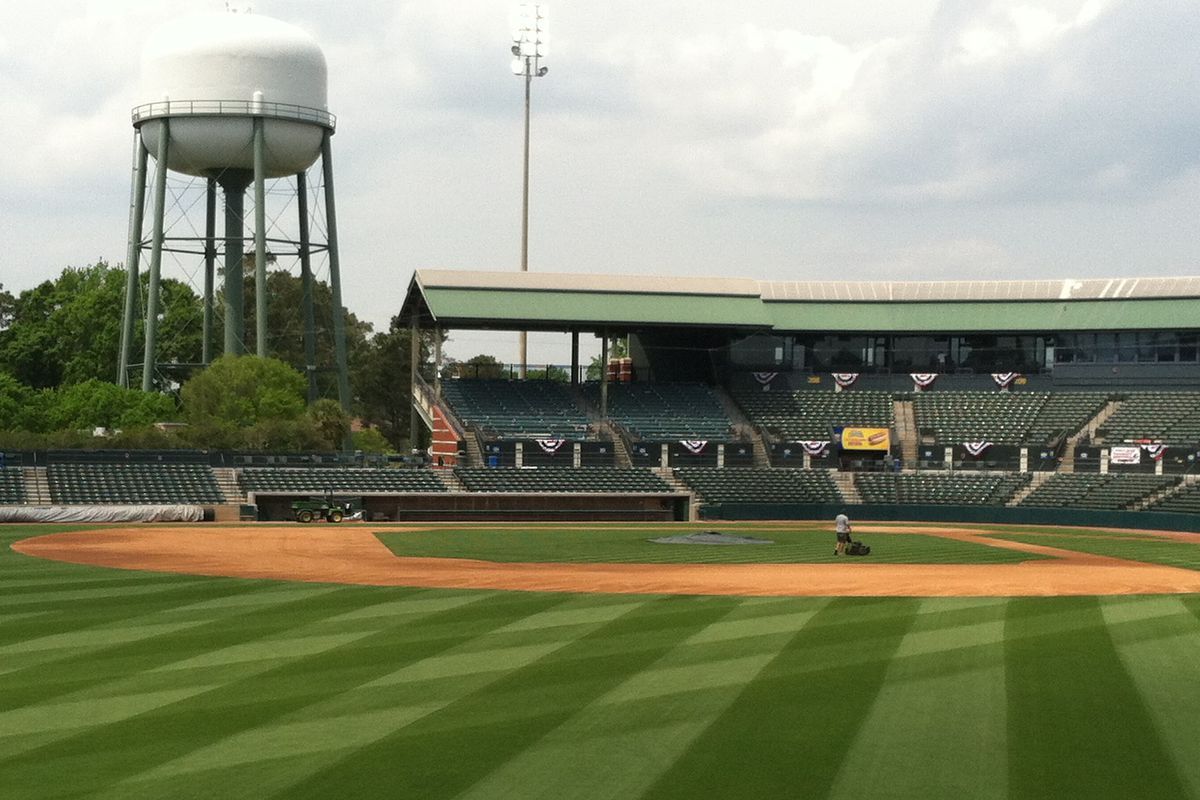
108, 597, 652, 797
452, 599, 829, 800
0, 589, 569, 796
272, 596, 743, 800
828, 597, 1009, 800
1005, 597, 1190, 799
638, 597, 922, 799
1102, 596, 1200, 797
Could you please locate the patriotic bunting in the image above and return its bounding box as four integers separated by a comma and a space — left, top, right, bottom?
1142, 443, 1167, 461
992, 372, 1020, 389
535, 439, 566, 454
800, 440, 830, 456
963, 441, 993, 457
679, 440, 708, 455
911, 373, 938, 391
832, 373, 859, 389
752, 372, 778, 389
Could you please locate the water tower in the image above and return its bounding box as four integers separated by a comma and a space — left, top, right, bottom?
117, 8, 350, 413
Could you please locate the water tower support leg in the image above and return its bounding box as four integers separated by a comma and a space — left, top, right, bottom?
253, 118, 268, 358
141, 120, 170, 393
119, 133, 148, 387
320, 132, 352, 422
296, 171, 319, 404
202, 178, 216, 365
222, 179, 246, 355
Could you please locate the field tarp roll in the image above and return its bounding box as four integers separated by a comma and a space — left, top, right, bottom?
0, 505, 205, 523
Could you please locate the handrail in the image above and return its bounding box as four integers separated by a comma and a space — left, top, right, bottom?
131, 99, 335, 130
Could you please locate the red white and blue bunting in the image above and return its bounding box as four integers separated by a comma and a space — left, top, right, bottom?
1142, 443, 1167, 461
535, 439, 566, 454
911, 373, 938, 391
679, 440, 708, 455
800, 440, 830, 456
832, 373, 859, 390
992, 372, 1020, 389
963, 441, 993, 457
752, 372, 778, 391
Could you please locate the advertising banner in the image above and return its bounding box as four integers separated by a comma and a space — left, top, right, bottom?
841, 427, 890, 451
1109, 446, 1142, 465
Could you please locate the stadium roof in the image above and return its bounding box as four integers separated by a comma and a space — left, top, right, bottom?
398, 269, 1200, 333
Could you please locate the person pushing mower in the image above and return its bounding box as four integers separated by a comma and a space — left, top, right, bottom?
834, 512, 852, 556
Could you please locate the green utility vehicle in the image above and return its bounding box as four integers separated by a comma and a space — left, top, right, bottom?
291, 497, 346, 524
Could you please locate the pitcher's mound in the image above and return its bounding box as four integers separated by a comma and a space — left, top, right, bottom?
649, 531, 774, 546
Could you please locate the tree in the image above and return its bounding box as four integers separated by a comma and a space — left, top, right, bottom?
352, 319, 443, 451
0, 263, 201, 389
586, 337, 629, 381
0, 372, 45, 431
44, 379, 177, 431
307, 398, 350, 450
457, 354, 507, 379
181, 355, 307, 428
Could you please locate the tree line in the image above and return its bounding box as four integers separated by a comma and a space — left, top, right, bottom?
0, 262, 428, 452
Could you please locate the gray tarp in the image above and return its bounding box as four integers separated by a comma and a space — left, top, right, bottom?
0, 505, 204, 523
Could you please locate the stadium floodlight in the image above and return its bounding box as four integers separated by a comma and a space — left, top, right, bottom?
510, 4, 548, 378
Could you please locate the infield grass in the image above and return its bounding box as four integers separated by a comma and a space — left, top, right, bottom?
375, 523, 1046, 564
4, 523, 1200, 799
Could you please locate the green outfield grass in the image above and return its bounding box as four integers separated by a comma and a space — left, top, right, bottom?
375, 523, 1046, 564
994, 532, 1200, 571
4, 523, 1200, 799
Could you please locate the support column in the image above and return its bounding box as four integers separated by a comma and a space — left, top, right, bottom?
221, 175, 247, 356
410, 317, 420, 451
434, 325, 443, 397
253, 117, 268, 358
119, 132, 148, 387
141, 120, 170, 393
296, 170, 318, 404
600, 331, 609, 421
570, 331, 579, 387
202, 177, 216, 365
321, 132, 352, 421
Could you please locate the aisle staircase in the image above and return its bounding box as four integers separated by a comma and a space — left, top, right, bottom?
22, 467, 49, 505
893, 399, 918, 469
212, 468, 244, 504
831, 472, 862, 505
1007, 471, 1051, 506
1061, 399, 1121, 473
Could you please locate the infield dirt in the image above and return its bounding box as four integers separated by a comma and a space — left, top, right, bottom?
13, 523, 1200, 597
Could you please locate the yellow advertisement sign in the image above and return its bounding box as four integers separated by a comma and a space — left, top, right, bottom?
841, 427, 890, 451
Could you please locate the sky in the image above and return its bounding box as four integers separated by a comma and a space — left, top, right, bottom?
0, 0, 1197, 366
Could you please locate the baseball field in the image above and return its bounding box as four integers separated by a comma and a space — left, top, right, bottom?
6, 521, 1200, 798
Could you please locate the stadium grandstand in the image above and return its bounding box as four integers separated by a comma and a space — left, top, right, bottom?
4, 269, 1200, 527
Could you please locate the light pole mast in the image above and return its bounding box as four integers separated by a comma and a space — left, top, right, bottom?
511, 5, 548, 379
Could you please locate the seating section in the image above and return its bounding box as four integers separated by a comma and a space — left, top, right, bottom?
441, 380, 592, 439
1101, 393, 1200, 444
855, 473, 1030, 505
1023, 393, 1109, 444
734, 390, 893, 440
1147, 483, 1200, 514
47, 463, 224, 505
455, 467, 671, 493
1019, 473, 1179, 510
0, 468, 25, 503
583, 383, 733, 441
913, 392, 1048, 445
674, 467, 841, 504
240, 468, 446, 494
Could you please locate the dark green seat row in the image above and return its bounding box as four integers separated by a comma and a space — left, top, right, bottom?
455, 467, 671, 494
1019, 473, 1179, 510
734, 390, 893, 440
240, 468, 446, 493
0, 468, 25, 503
856, 473, 1030, 505
441, 380, 593, 439
47, 463, 223, 505
1101, 393, 1200, 444
583, 382, 733, 441
674, 467, 841, 504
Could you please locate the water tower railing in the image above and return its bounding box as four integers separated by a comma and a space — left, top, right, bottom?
131, 99, 335, 129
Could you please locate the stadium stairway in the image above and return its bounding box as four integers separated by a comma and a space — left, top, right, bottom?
1007, 471, 1052, 506
1133, 476, 1195, 511
893, 398, 918, 468
22, 467, 49, 505
831, 471, 862, 504
596, 420, 634, 467
212, 468, 245, 504
1060, 399, 1120, 473
435, 469, 468, 492
657, 468, 699, 520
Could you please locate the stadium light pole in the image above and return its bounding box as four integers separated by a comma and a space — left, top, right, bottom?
511, 4, 548, 380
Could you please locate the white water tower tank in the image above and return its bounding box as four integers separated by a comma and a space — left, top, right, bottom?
135, 11, 332, 178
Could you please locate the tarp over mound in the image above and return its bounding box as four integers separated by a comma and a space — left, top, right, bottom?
0, 505, 205, 523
